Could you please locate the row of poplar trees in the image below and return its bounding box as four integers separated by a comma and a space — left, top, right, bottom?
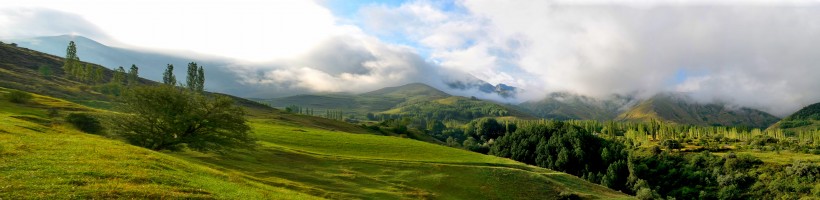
62, 41, 106, 83
162, 62, 204, 92
62, 40, 205, 92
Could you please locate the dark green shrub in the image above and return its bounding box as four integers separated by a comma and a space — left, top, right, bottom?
5, 90, 32, 104
65, 113, 103, 134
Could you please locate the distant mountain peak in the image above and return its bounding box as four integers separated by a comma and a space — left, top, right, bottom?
445, 78, 518, 98
617, 92, 780, 128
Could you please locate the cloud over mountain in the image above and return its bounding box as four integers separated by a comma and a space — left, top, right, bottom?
358, 1, 820, 116
2, 1, 820, 116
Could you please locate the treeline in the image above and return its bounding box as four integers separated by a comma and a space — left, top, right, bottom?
484, 119, 820, 199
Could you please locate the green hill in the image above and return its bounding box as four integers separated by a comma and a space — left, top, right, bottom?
382, 96, 534, 122
768, 102, 820, 133
518, 92, 628, 121
0, 41, 627, 199
616, 93, 779, 128
262, 83, 532, 122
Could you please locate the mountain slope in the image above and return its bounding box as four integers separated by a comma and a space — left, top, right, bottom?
264, 83, 533, 121
768, 102, 820, 133
382, 96, 534, 121
263, 83, 449, 116
617, 93, 779, 128
518, 92, 631, 121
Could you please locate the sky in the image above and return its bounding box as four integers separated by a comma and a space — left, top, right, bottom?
1, 0, 820, 116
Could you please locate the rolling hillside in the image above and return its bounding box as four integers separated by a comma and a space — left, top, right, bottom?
263, 83, 532, 122
0, 87, 627, 199
616, 93, 779, 128
0, 39, 628, 199
767, 102, 820, 133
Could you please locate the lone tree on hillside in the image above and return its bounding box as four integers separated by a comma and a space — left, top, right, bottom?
111, 85, 255, 151
163, 64, 176, 85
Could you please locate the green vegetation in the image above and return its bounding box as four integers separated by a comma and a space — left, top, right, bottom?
163, 64, 176, 86
483, 118, 820, 199
186, 62, 204, 93
0, 87, 626, 199
112, 85, 255, 152
0, 42, 627, 199
5, 89, 32, 104
65, 112, 103, 134
768, 102, 820, 134
262, 83, 529, 122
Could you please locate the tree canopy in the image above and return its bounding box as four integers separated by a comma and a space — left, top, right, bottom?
111, 85, 255, 152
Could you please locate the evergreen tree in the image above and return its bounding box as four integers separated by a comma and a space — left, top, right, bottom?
127, 64, 139, 85
163, 64, 176, 86
63, 41, 79, 78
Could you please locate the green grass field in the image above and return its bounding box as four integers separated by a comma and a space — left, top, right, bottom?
0, 88, 629, 199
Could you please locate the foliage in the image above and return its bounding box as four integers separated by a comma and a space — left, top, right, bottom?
111, 66, 126, 85
661, 139, 683, 151
62, 41, 79, 79
111, 85, 255, 152
38, 65, 51, 78
127, 64, 139, 86
186, 62, 204, 92
65, 113, 103, 134
5, 90, 33, 104
788, 102, 820, 121
162, 64, 176, 86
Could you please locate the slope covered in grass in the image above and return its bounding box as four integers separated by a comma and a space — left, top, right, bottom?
0, 90, 316, 199
0, 88, 629, 199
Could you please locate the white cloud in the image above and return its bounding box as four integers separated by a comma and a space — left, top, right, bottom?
0, 0, 342, 62
359, 0, 820, 116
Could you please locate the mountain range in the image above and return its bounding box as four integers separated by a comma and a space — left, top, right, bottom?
7, 35, 789, 128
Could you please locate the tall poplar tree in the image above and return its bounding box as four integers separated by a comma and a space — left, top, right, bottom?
63, 41, 79, 78
112, 66, 126, 85
127, 64, 139, 85
163, 64, 176, 85
186, 62, 198, 91
94, 67, 104, 83
196, 65, 205, 92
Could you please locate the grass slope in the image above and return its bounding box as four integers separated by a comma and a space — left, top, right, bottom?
617, 93, 779, 128
0, 88, 628, 199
